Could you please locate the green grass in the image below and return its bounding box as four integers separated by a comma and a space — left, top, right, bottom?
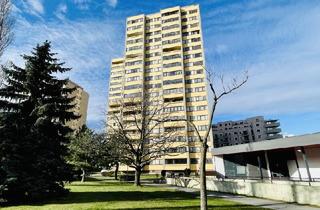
2, 176, 268, 210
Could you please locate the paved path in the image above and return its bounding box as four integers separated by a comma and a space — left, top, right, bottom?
146, 183, 320, 210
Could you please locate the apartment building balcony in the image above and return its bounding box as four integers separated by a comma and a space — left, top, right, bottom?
265, 121, 280, 127
266, 128, 281, 134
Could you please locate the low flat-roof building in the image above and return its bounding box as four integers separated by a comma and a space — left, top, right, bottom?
212, 133, 320, 182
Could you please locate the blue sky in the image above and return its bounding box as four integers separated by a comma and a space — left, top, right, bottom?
3, 0, 320, 136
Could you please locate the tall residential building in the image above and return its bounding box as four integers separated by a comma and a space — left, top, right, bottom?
66, 80, 89, 131
212, 116, 283, 148
107, 5, 213, 174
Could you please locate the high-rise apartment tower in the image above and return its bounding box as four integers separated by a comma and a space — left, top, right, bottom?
107, 5, 213, 174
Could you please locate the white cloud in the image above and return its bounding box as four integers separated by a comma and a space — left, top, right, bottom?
55, 3, 68, 20
106, 0, 118, 8
24, 0, 44, 15
73, 0, 91, 10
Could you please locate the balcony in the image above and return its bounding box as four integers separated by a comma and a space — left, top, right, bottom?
265, 121, 280, 127
266, 128, 281, 134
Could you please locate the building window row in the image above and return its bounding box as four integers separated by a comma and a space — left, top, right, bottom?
146, 17, 161, 23
188, 125, 208, 131
124, 92, 142, 98
162, 31, 180, 38
183, 45, 201, 51
145, 75, 161, 81
187, 115, 208, 121
162, 17, 179, 24
145, 67, 162, 73
145, 91, 160, 97
145, 83, 162, 89
182, 30, 200, 37
163, 106, 184, 113
165, 158, 187, 164
126, 45, 142, 52
145, 24, 161, 30
163, 78, 183, 85
146, 30, 161, 37
189, 147, 200, 153
182, 16, 198, 22
109, 93, 121, 97
126, 38, 143, 45
124, 84, 142, 90
185, 78, 204, 84
111, 65, 123, 70
127, 18, 143, 25
163, 54, 181, 60
186, 96, 206, 102
167, 116, 186, 121
145, 59, 161, 66
183, 52, 202, 59
110, 82, 122, 86
185, 69, 203, 75
184, 61, 203, 67
162, 38, 181, 45
146, 37, 161, 44
110, 71, 122, 76
185, 86, 206, 93
127, 24, 143, 31
146, 52, 161, 58
162, 10, 179, 17
125, 60, 143, 66
163, 70, 183, 77
125, 68, 142, 74
111, 76, 122, 80
181, 9, 198, 16
162, 24, 180, 31
126, 76, 141, 82
163, 87, 183, 95
109, 87, 122, 92
182, 22, 199, 30
182, 37, 201, 44
167, 147, 187, 153
163, 62, 181, 68
146, 44, 161, 51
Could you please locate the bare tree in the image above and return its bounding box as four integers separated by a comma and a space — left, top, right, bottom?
0, 0, 13, 87
106, 95, 186, 186
177, 68, 248, 210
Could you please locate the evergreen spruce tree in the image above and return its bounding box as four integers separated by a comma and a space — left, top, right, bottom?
0, 41, 78, 203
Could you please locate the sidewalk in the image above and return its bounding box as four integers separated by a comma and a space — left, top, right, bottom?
147, 183, 320, 210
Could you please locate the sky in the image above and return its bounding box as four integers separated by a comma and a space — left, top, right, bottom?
2, 0, 320, 136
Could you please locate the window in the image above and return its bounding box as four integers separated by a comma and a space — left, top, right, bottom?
125, 60, 142, 66
190, 147, 200, 153
165, 158, 187, 164
127, 24, 143, 31
163, 87, 183, 94
109, 87, 122, 92
185, 78, 204, 84
163, 106, 184, 113
145, 67, 162, 73
163, 70, 182, 76
162, 10, 179, 17
124, 92, 142, 98
125, 68, 142, 74
163, 54, 181, 60
110, 82, 121, 86
185, 69, 203, 76
127, 18, 143, 25
189, 9, 198, 14
162, 38, 180, 45
111, 76, 122, 80
126, 45, 142, 51
186, 96, 206, 102
163, 78, 183, 85
126, 76, 140, 82
189, 16, 197, 21
163, 62, 181, 68
162, 17, 179, 23
190, 158, 199, 164
192, 45, 201, 50
162, 31, 180, 38
145, 83, 162, 89
126, 38, 143, 45
124, 84, 142, 90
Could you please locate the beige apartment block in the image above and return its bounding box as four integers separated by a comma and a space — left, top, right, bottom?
107, 5, 213, 174
66, 80, 89, 131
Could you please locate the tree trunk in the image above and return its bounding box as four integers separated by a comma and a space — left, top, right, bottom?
81, 168, 86, 182
114, 162, 119, 180
134, 167, 141, 186
200, 142, 208, 210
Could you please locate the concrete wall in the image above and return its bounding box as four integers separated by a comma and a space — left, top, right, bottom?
166, 177, 320, 206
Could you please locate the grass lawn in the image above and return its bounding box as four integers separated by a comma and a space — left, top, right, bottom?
2, 176, 268, 210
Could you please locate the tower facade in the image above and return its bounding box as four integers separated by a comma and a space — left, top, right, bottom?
107, 5, 213, 173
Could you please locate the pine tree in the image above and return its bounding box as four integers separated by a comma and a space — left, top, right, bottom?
0, 41, 78, 203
